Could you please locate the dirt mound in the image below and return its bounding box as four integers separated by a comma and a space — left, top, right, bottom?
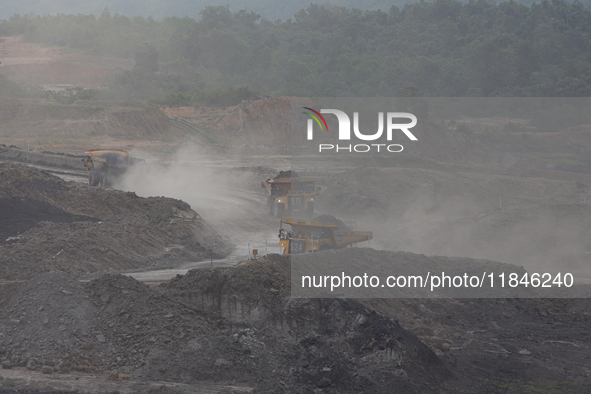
0, 259, 449, 393
2, 61, 107, 87
1, 253, 590, 392
0, 163, 229, 280
0, 98, 188, 141
363, 296, 591, 393
0, 145, 84, 170
163, 106, 232, 135
162, 257, 450, 393
218, 97, 314, 147
0, 36, 133, 88
0, 37, 60, 65
163, 107, 198, 118
215, 95, 497, 162
396, 121, 494, 164
104, 105, 177, 139
0, 272, 216, 377
84, 274, 215, 375
0, 272, 94, 370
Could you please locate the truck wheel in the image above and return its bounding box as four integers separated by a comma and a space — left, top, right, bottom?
100, 173, 108, 188
88, 170, 99, 186
307, 202, 314, 218
268, 197, 274, 215
273, 201, 285, 218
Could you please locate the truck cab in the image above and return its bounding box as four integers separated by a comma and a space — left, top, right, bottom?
264, 176, 318, 218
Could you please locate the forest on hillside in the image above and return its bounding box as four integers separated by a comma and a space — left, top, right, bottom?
2, 0, 587, 23
1, 0, 591, 101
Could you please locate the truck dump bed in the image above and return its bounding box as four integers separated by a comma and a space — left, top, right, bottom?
278, 218, 372, 254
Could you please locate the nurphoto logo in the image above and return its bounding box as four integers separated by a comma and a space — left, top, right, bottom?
302, 107, 418, 153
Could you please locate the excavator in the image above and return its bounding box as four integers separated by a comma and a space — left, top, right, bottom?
278, 218, 372, 254
82, 149, 144, 187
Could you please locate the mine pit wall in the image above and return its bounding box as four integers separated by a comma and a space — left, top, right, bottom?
170, 293, 374, 334
168, 285, 367, 333
166, 280, 449, 381
162, 259, 345, 334
168, 288, 284, 332
163, 259, 427, 346
171, 291, 362, 335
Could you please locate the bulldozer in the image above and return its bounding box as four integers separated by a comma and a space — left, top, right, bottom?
278, 218, 372, 254
82, 149, 144, 187
263, 171, 319, 217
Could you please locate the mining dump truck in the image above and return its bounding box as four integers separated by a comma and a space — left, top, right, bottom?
82, 149, 144, 187
278, 218, 372, 254
263, 171, 319, 218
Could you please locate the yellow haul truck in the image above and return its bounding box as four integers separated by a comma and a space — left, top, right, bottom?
263, 174, 319, 218
278, 218, 373, 254
82, 149, 144, 187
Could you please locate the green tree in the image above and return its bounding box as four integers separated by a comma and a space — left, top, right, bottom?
133, 42, 159, 75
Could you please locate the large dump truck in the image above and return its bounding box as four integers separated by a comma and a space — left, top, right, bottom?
278, 217, 372, 254
262, 171, 319, 218
82, 149, 144, 187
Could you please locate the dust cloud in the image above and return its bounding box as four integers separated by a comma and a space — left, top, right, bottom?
115, 150, 591, 277
315, 166, 591, 278
114, 145, 280, 257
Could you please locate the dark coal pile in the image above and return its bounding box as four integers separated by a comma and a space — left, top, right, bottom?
0, 197, 97, 243
273, 170, 299, 179
0, 163, 229, 280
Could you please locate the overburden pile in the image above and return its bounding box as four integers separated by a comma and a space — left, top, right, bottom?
0, 163, 229, 280
0, 257, 451, 394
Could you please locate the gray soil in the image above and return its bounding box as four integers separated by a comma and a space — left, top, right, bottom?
1, 147, 591, 393
0, 163, 229, 280
0, 252, 590, 393
0, 145, 84, 171
0, 260, 450, 394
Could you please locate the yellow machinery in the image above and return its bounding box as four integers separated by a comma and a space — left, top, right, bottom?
82, 149, 144, 187
263, 175, 319, 218
278, 218, 372, 254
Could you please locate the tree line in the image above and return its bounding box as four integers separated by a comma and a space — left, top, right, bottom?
1, 0, 590, 102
